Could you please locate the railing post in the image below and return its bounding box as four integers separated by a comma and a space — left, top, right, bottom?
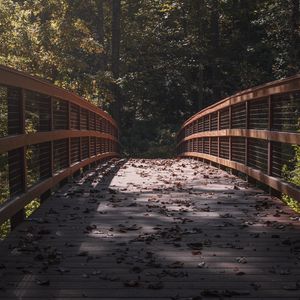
245, 100, 254, 184
41, 97, 54, 204
267, 95, 272, 176
229, 105, 232, 129
87, 109, 90, 131
10, 89, 26, 229
267, 95, 279, 197
68, 102, 71, 167
208, 114, 211, 158
79, 108, 82, 161
79, 137, 82, 161
229, 137, 232, 161
217, 111, 220, 158
87, 111, 91, 165
229, 105, 232, 161
245, 101, 249, 167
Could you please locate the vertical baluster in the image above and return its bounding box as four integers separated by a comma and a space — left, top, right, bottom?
267, 96, 279, 196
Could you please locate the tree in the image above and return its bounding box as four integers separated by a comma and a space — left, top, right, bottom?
110, 0, 122, 125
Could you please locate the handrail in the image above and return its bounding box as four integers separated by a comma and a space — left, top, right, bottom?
0, 65, 117, 126
0, 65, 120, 227
177, 75, 300, 201
180, 74, 300, 129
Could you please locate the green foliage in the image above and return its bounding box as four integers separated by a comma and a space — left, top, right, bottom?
0, 87, 7, 137
0, 152, 9, 239
26, 146, 39, 187
282, 145, 300, 213
0, 200, 40, 239
25, 199, 40, 218
282, 195, 300, 213
0, 153, 9, 206
121, 120, 176, 158
0, 149, 40, 239
0, 220, 10, 240
0, 0, 299, 155
0, 0, 114, 106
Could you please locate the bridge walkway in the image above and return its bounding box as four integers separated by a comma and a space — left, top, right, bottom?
0, 159, 300, 299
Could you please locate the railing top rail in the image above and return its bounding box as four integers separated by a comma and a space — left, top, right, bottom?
181, 74, 300, 130
0, 64, 117, 127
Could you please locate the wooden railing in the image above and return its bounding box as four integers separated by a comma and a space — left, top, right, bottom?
0, 65, 119, 228
177, 75, 300, 201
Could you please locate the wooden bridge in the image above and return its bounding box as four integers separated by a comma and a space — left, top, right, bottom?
0, 66, 300, 299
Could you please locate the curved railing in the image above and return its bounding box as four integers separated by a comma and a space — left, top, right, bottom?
177, 75, 300, 201
0, 65, 119, 228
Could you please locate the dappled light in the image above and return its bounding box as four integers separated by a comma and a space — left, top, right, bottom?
0, 159, 300, 299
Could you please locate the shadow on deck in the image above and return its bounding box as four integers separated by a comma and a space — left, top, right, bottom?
0, 158, 300, 300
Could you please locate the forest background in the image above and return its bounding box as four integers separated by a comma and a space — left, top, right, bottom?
0, 0, 299, 157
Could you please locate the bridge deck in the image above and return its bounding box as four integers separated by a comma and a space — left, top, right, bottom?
0, 159, 300, 300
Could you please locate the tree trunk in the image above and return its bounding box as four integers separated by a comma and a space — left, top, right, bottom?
190, 0, 205, 112
290, 0, 300, 74
111, 0, 121, 124
112, 0, 121, 78
94, 0, 107, 107
210, 0, 220, 101
96, 0, 105, 45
